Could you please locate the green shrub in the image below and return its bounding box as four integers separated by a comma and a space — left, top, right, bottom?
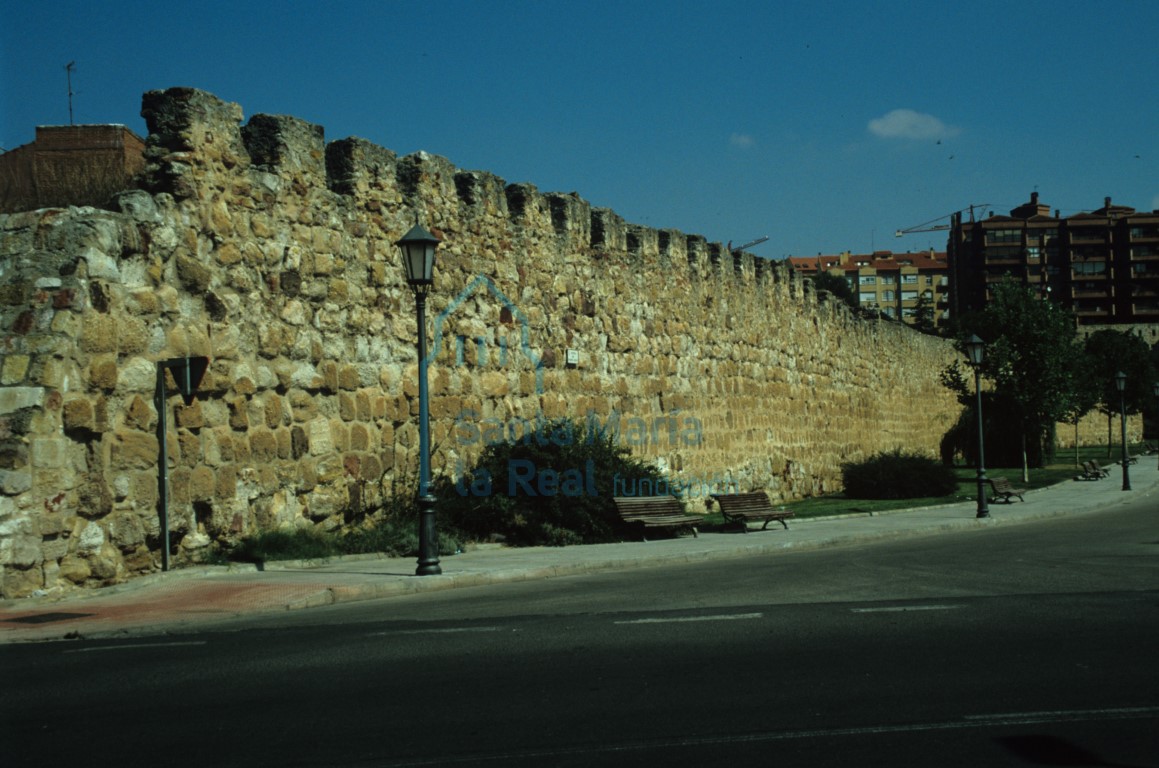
841, 448, 959, 499
432, 417, 671, 546
229, 527, 339, 563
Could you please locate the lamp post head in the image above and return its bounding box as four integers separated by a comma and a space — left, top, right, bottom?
397, 222, 441, 291
964, 334, 985, 367
1115, 370, 1126, 393
1153, 381, 1159, 398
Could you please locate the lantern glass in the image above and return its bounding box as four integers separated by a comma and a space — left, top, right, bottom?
397, 223, 440, 286
964, 334, 984, 367
1115, 371, 1126, 392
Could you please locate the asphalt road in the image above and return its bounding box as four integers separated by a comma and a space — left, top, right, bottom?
2, 495, 1156, 767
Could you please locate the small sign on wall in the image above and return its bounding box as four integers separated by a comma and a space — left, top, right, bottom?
565, 348, 579, 368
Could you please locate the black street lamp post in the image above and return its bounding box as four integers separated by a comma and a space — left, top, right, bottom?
1115, 371, 1131, 491
398, 222, 443, 576
965, 335, 989, 519
1154, 382, 1159, 472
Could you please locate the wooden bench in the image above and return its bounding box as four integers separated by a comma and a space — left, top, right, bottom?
1091, 459, 1114, 476
711, 491, 794, 532
1077, 461, 1107, 480
613, 496, 700, 541
989, 477, 1027, 503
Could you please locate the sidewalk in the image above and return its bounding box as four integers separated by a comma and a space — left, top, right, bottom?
3, 462, 1156, 644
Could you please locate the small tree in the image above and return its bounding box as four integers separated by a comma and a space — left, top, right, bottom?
910, 294, 938, 334
808, 271, 858, 310
1083, 329, 1158, 455
1060, 346, 1102, 467
952, 282, 1079, 481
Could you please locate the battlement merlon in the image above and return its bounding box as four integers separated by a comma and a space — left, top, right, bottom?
136, 87, 767, 279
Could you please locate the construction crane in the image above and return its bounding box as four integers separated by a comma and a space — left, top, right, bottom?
894, 204, 989, 237
729, 235, 769, 254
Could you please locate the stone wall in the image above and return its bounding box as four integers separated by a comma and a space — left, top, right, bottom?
0, 88, 963, 597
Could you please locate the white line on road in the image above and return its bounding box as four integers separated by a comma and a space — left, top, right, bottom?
614, 612, 763, 625
851, 604, 964, 613
371, 626, 503, 636
64, 641, 208, 653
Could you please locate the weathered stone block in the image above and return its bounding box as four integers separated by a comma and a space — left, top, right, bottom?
174, 400, 204, 429
79, 314, 118, 353
62, 398, 95, 433
111, 430, 159, 469
190, 466, 215, 501
1, 354, 30, 385
249, 428, 277, 461
227, 397, 249, 430
0, 386, 44, 415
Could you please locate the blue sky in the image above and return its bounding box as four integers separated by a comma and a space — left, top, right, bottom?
3, 0, 1157, 258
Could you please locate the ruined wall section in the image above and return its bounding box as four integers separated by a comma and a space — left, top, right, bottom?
0, 88, 961, 597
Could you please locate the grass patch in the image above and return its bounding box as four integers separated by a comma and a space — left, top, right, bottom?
704, 442, 1147, 523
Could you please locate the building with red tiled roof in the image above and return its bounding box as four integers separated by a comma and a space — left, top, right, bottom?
0, 124, 145, 213
789, 249, 949, 328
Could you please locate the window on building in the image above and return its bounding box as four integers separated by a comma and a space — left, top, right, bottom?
902, 275, 918, 284
1027, 246, 1041, 260
859, 275, 876, 285
985, 246, 1022, 260
881, 290, 895, 301
1073, 261, 1107, 276
901, 291, 919, 301
1070, 228, 1105, 242
859, 292, 876, 304
987, 229, 1021, 244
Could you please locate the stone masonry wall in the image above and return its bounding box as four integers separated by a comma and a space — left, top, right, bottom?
0, 88, 962, 597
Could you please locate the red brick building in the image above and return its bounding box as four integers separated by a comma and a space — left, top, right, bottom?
948, 193, 1159, 325
0, 124, 145, 213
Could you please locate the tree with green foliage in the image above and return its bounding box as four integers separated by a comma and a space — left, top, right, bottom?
1059, 345, 1102, 468
1082, 329, 1158, 456
808, 271, 858, 310
910, 294, 937, 334
948, 282, 1080, 481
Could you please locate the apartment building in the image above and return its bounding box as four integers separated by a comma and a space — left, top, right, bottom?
948, 193, 1159, 325
790, 249, 950, 327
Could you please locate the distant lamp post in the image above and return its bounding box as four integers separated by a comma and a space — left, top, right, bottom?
1154, 381, 1159, 471
1115, 371, 1131, 491
1149, 382, 1159, 472
965, 335, 989, 519
398, 222, 442, 576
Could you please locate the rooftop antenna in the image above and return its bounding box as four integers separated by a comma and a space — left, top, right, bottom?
65, 61, 76, 125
